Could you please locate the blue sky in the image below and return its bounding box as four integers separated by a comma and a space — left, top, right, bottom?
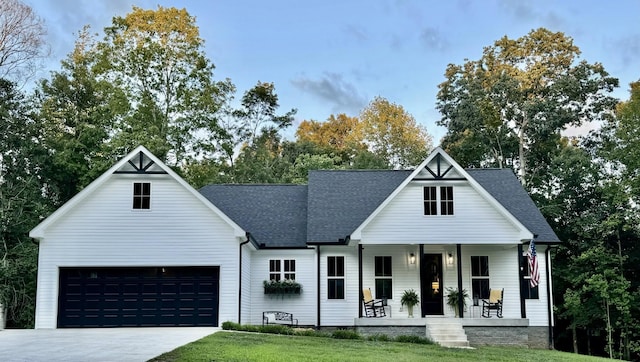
31, 0, 640, 143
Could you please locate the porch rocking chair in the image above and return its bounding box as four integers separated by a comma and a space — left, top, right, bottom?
481, 288, 504, 318
362, 288, 386, 317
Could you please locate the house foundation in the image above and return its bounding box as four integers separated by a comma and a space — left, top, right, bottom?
354, 317, 549, 348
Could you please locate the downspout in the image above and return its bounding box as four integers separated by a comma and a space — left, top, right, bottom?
316, 245, 321, 328
545, 245, 554, 349
456, 243, 463, 318
237, 235, 250, 324
358, 244, 363, 318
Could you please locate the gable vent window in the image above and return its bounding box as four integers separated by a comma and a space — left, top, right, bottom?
133, 182, 151, 209
424, 186, 454, 215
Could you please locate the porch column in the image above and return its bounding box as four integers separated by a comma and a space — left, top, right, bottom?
358, 244, 363, 318
518, 244, 526, 318
317, 245, 321, 326
456, 243, 463, 318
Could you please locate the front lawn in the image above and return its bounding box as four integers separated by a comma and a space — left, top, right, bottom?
149, 331, 608, 362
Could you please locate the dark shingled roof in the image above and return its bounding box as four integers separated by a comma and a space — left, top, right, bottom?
466, 169, 560, 243
199, 184, 308, 247
306, 170, 412, 242
198, 168, 560, 247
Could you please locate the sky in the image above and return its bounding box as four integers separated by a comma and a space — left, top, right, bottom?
29, 0, 640, 143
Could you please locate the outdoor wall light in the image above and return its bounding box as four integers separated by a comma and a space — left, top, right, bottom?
409, 252, 416, 265
447, 252, 454, 267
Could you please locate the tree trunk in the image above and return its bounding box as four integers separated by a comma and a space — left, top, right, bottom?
518, 126, 526, 187
605, 299, 613, 359
572, 324, 578, 354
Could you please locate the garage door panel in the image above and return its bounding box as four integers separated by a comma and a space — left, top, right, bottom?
58, 267, 219, 328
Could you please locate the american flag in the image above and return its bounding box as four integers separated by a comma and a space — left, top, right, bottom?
528, 239, 540, 288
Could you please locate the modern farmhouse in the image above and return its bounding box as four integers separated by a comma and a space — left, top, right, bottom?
30, 145, 560, 348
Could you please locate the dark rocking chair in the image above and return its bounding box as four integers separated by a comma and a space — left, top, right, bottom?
482, 288, 504, 318
362, 288, 386, 317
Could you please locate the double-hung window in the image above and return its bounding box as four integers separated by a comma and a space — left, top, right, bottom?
423, 186, 454, 215
374, 256, 392, 299
327, 256, 345, 299
471, 256, 489, 300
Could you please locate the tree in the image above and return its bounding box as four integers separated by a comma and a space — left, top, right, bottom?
359, 96, 432, 168
215, 81, 295, 179
437, 28, 618, 187
540, 139, 640, 359
94, 6, 226, 165
37, 26, 125, 204
612, 81, 640, 195
296, 114, 363, 152
0, 79, 50, 327
0, 0, 48, 82
232, 130, 292, 183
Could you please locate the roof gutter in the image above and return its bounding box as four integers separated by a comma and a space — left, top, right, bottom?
307, 235, 350, 246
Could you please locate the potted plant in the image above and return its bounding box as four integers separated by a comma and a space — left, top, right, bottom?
400, 289, 419, 318
445, 287, 469, 317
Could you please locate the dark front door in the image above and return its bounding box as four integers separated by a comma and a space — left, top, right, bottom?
421, 254, 443, 316
57, 266, 219, 328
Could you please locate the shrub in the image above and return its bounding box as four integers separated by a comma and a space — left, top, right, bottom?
260, 324, 294, 335
394, 335, 433, 344
367, 334, 391, 342
294, 329, 327, 337
332, 330, 362, 340
221, 321, 239, 330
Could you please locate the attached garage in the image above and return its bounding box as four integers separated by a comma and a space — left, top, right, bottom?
57, 267, 219, 328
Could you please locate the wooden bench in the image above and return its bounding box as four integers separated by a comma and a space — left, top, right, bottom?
262, 311, 298, 326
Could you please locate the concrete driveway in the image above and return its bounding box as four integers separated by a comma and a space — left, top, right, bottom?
0, 327, 218, 362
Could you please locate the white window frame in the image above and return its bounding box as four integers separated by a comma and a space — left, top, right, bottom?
327, 256, 345, 300
269, 259, 296, 281
423, 186, 454, 216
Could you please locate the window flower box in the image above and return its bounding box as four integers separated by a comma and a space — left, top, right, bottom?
263, 279, 302, 295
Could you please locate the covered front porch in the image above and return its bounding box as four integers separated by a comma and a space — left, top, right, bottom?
357, 243, 525, 320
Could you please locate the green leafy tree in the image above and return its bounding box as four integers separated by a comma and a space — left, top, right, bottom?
286, 153, 342, 184
0, 79, 50, 327
542, 141, 639, 359
612, 81, 640, 195
232, 130, 292, 183
37, 26, 126, 204
359, 96, 432, 168
437, 28, 618, 187
94, 6, 226, 165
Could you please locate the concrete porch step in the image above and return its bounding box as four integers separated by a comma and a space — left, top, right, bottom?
425, 318, 470, 348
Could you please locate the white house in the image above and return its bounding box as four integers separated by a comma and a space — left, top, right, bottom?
30, 146, 560, 348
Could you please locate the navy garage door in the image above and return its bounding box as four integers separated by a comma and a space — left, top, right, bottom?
57, 267, 219, 328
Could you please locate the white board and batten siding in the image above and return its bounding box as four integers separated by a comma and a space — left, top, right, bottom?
362, 181, 526, 244
248, 249, 317, 326
34, 173, 242, 329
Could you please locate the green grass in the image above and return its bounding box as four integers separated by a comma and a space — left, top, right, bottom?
149, 331, 609, 362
